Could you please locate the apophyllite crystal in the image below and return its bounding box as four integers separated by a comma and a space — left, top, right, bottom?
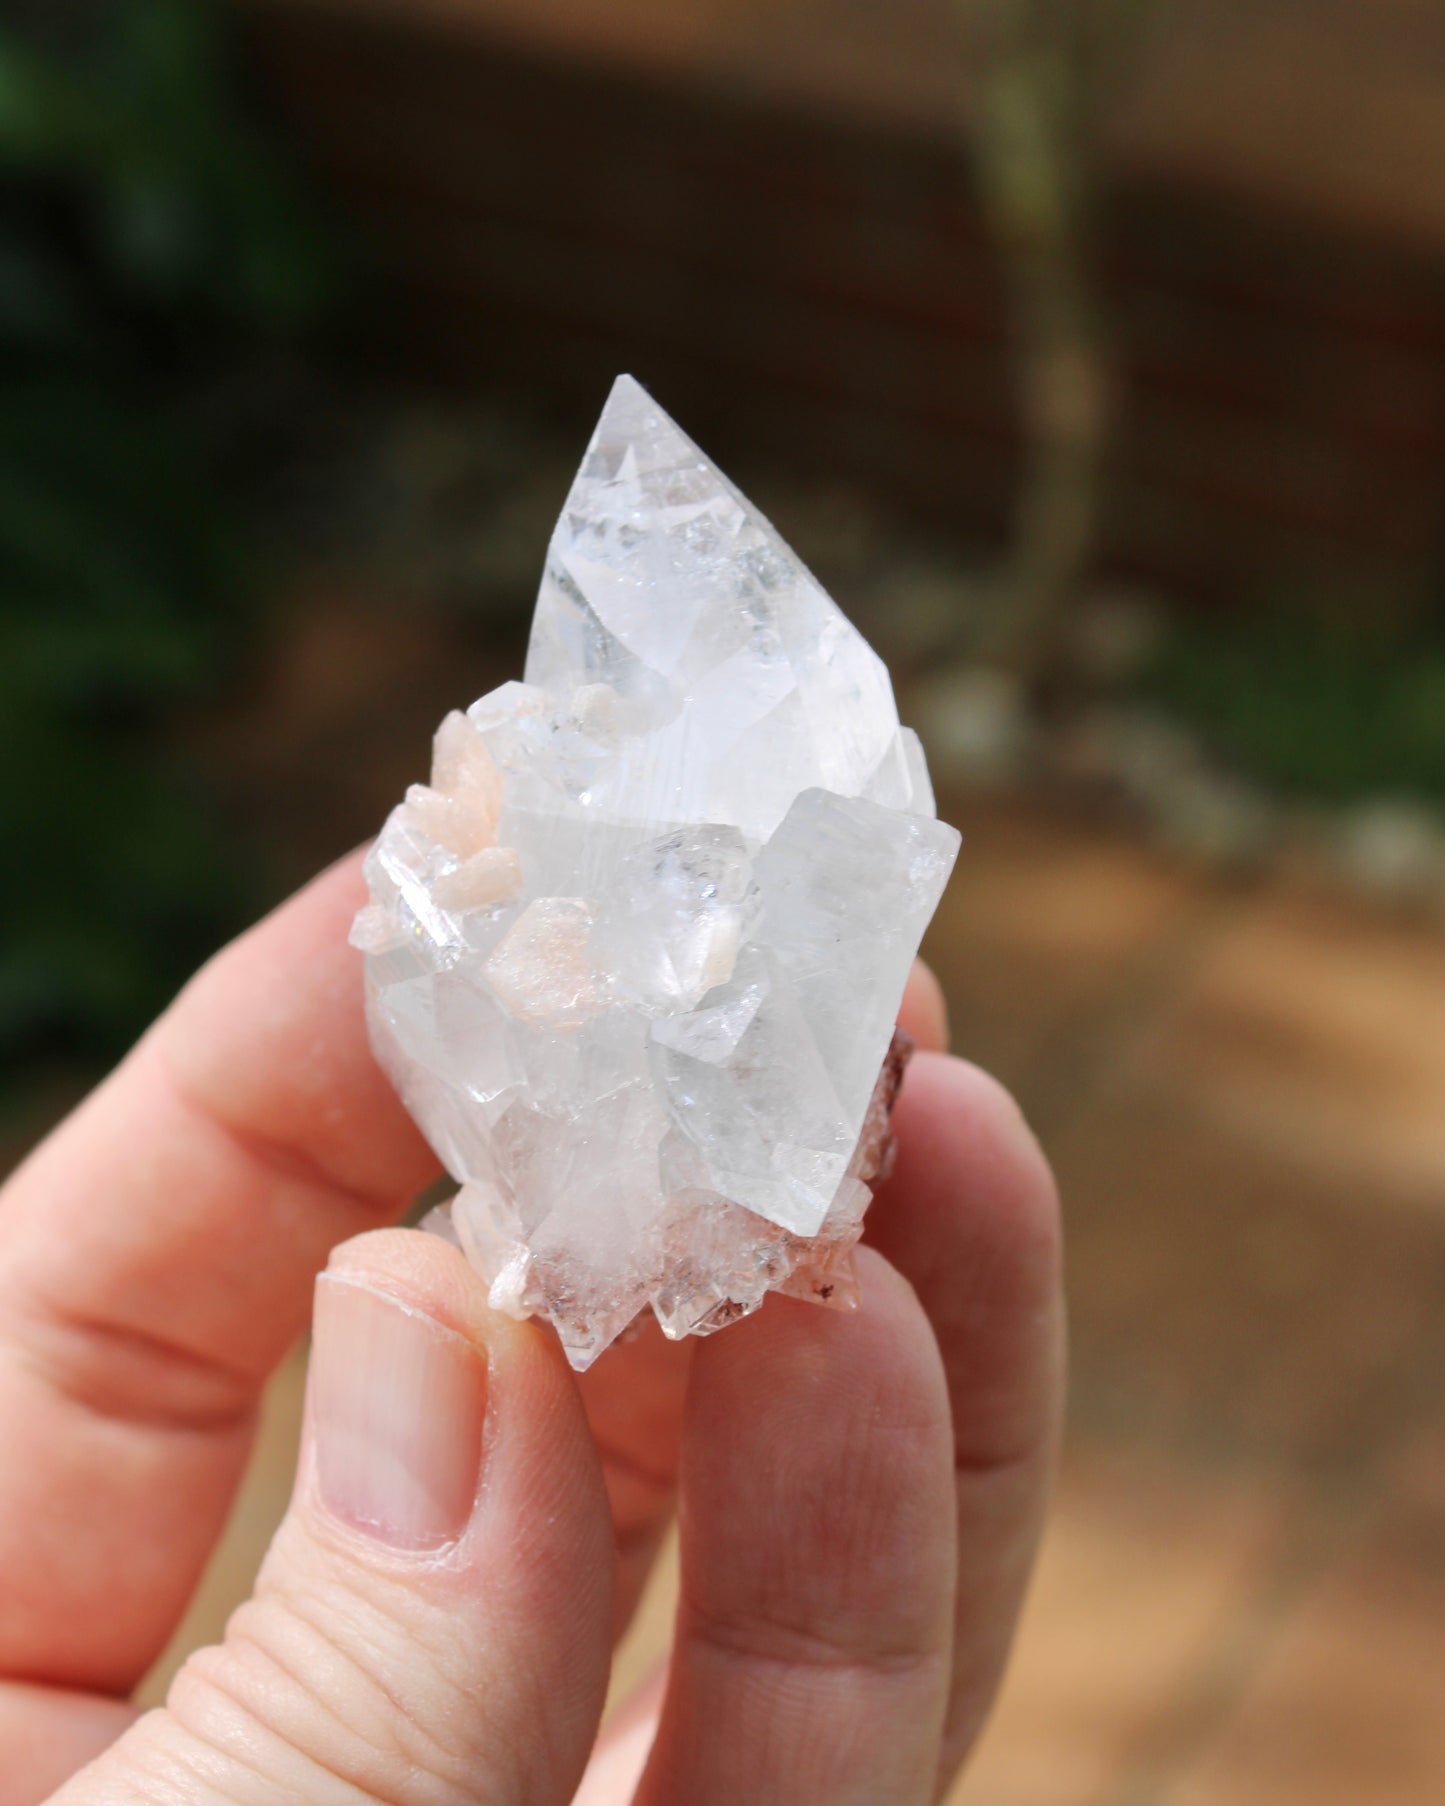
353, 376, 960, 1367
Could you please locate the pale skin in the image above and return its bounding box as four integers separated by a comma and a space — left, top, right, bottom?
0, 849, 1064, 1806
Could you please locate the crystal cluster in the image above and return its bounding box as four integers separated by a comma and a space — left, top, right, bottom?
353, 376, 960, 1368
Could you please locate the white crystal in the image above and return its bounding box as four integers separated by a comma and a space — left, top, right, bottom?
356, 376, 960, 1367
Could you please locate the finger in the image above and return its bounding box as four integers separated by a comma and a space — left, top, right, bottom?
49, 1229, 614, 1806
634, 1248, 956, 1806
866, 1052, 1065, 1790
899, 957, 949, 1052
575, 1321, 692, 1639
571, 1665, 666, 1806
0, 1684, 136, 1806
0, 852, 439, 1692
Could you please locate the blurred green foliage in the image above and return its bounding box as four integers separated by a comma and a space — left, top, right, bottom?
1146, 613, 1445, 806
0, 0, 332, 1084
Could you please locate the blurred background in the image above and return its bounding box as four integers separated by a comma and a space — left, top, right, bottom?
3, 1, 1444, 1799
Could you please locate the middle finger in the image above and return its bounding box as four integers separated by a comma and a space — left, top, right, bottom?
631, 1248, 956, 1806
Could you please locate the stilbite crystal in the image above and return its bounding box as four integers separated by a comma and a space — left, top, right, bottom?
355, 376, 960, 1368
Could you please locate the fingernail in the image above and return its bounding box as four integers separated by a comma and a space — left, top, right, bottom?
311, 1274, 487, 1551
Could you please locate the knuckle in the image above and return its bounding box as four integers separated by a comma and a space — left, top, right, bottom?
159, 1588, 489, 1806
693, 1604, 950, 1684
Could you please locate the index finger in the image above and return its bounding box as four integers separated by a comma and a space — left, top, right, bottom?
0, 851, 438, 1693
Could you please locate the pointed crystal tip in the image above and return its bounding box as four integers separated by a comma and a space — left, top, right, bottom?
524, 375, 909, 842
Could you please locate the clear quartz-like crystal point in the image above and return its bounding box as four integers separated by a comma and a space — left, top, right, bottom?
356, 375, 960, 1369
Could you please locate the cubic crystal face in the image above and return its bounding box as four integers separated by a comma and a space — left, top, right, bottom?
355, 376, 960, 1368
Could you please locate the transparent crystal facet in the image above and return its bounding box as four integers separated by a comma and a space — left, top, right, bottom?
357, 376, 960, 1368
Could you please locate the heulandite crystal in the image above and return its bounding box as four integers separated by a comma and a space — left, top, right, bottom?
353, 376, 960, 1368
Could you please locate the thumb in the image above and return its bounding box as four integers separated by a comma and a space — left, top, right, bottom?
52, 1230, 616, 1806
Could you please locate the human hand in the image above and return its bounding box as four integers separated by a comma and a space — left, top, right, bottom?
0, 852, 1063, 1806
